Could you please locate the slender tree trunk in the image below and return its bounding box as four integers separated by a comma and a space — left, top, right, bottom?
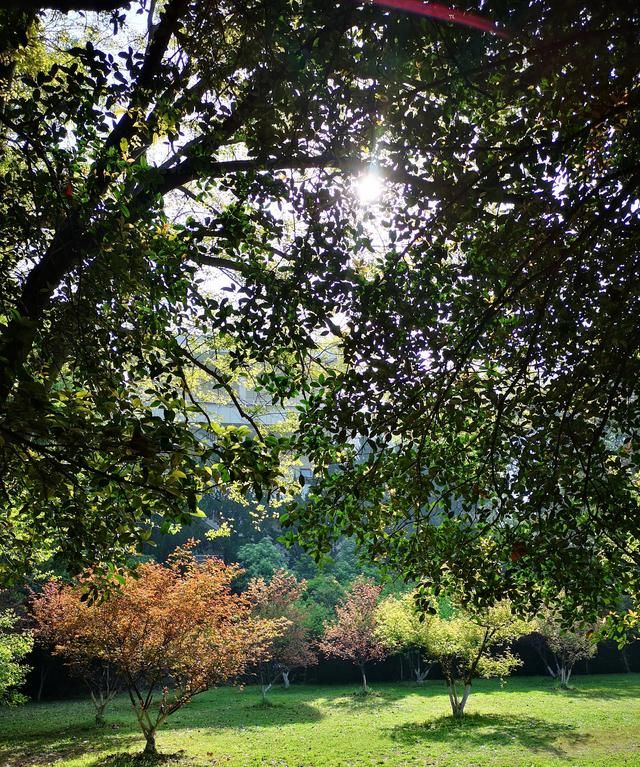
545, 663, 558, 679
558, 664, 573, 689
621, 647, 632, 673
360, 665, 368, 692
459, 684, 471, 715
90, 689, 105, 725
36, 667, 48, 702
282, 670, 290, 689
414, 659, 432, 684
90, 684, 116, 726
447, 681, 471, 718
261, 683, 272, 703
531, 637, 556, 678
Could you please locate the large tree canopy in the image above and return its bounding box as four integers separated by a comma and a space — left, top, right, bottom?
282, 1, 640, 618
0, 0, 402, 578
1, 0, 639, 617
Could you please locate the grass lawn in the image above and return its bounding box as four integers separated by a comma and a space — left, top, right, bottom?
1, 675, 639, 767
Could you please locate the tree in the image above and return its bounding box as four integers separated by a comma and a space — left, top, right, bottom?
376, 593, 435, 683
3, 0, 639, 628
320, 577, 388, 692
425, 602, 530, 718
0, 609, 33, 706
1, 0, 393, 582
247, 569, 317, 700
328, 538, 380, 585
271, 2, 640, 622
32, 581, 122, 724
237, 538, 289, 587
535, 609, 597, 689
31, 548, 278, 755
0, 0, 510, 585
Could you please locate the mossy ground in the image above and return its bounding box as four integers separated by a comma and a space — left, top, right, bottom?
1, 675, 639, 767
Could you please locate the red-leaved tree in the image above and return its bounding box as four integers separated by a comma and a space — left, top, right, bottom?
247, 569, 317, 701
320, 577, 389, 691
32, 581, 121, 725
32, 547, 280, 755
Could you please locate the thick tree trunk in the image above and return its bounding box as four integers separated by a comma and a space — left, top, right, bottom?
0, 218, 91, 407
143, 729, 157, 756
0, 0, 190, 408
282, 670, 290, 689
95, 703, 107, 726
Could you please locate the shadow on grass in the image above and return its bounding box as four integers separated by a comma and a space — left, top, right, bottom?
324, 689, 403, 711
0, 730, 141, 767
90, 750, 189, 767
554, 684, 640, 700
387, 713, 591, 757
181, 697, 323, 728
0, 698, 323, 767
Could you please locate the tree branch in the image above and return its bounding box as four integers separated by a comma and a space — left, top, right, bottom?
175, 345, 266, 441
93, 0, 189, 188
152, 154, 453, 200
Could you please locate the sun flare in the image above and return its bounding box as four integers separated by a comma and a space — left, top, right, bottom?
354, 172, 383, 204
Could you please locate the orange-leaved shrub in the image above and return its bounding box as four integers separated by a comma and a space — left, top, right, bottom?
32, 546, 281, 754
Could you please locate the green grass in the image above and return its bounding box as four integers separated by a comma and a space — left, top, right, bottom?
1, 675, 640, 767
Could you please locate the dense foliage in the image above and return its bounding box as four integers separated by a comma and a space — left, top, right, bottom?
278, 2, 640, 619
1, 0, 639, 623
0, 609, 33, 706
376, 592, 437, 682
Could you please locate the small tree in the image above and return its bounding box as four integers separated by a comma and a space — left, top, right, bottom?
320, 577, 389, 692
32, 582, 121, 725
376, 593, 435, 683
0, 610, 33, 706
536, 609, 597, 689
248, 570, 317, 700
32, 548, 278, 756
426, 602, 530, 718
